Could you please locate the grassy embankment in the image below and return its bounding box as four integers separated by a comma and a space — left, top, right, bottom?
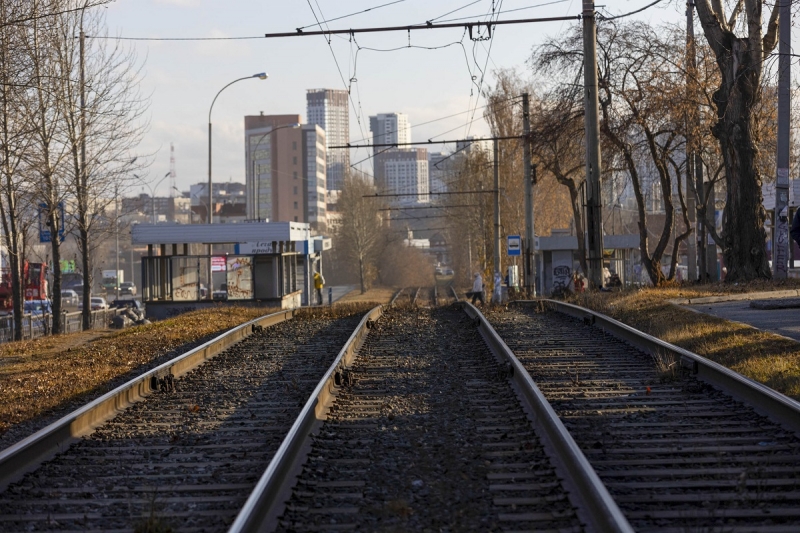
567, 280, 800, 400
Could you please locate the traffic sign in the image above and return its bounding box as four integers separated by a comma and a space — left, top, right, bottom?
38, 202, 65, 243
507, 235, 521, 256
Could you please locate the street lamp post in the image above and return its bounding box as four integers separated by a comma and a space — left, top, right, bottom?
135, 172, 172, 224
208, 72, 268, 225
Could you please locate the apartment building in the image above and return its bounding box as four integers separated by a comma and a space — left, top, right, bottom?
244, 114, 327, 230
307, 89, 349, 191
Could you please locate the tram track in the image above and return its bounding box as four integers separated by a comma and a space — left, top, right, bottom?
0, 306, 372, 532
487, 302, 800, 532
271, 305, 587, 532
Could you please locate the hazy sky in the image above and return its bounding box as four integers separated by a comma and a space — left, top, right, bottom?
103, 1, 692, 196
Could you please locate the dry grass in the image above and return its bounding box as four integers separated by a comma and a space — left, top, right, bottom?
569, 282, 800, 399
0, 306, 272, 437
337, 286, 396, 305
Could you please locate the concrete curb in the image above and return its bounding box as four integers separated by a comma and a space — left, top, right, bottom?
667, 289, 800, 305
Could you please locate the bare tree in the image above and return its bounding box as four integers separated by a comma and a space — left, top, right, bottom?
336, 173, 386, 293
693, 0, 779, 281
51, 2, 147, 328
0, 0, 36, 340
528, 86, 589, 274
22, 0, 73, 333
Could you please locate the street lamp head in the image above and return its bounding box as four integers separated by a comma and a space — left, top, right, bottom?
254, 72, 268, 80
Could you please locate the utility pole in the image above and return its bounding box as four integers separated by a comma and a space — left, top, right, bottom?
522, 93, 536, 296
115, 184, 120, 301
493, 139, 501, 277
689, 1, 708, 281
80, 18, 90, 330
583, 0, 604, 288
774, 0, 791, 279
685, 1, 697, 281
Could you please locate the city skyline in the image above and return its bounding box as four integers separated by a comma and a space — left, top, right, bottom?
104, 1, 686, 195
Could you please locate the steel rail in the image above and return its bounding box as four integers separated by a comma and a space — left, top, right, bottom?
229, 305, 383, 533
530, 299, 800, 434
461, 301, 634, 533
450, 285, 459, 301
412, 287, 421, 306
0, 308, 297, 492
389, 287, 405, 306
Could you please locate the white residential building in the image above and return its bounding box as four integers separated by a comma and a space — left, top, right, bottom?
369, 113, 411, 155
381, 149, 429, 205
306, 89, 349, 191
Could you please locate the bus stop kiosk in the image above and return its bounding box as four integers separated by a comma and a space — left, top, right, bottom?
131, 221, 330, 320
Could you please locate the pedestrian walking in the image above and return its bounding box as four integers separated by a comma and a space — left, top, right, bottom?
466, 272, 485, 306
313, 271, 325, 305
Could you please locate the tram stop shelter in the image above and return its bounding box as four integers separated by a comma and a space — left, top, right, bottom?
131, 222, 331, 320
536, 231, 639, 294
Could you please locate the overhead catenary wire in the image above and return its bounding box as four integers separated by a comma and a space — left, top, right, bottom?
296, 0, 409, 31
379, 204, 478, 211
331, 134, 524, 149
429, 0, 571, 25
260, 15, 579, 39
365, 189, 498, 198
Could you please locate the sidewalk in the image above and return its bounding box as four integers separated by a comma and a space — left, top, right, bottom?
682, 293, 800, 343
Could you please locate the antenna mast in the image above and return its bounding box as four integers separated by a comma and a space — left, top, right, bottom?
169, 143, 176, 196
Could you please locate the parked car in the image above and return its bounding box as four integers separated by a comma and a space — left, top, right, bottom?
443, 268, 454, 276
119, 281, 137, 296
110, 299, 145, 324
61, 290, 79, 306
212, 289, 228, 301
23, 299, 52, 330
79, 296, 108, 311
24, 299, 52, 316
110, 299, 144, 313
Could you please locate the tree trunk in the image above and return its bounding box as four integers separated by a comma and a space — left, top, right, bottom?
693, 0, 777, 281
712, 77, 770, 281
47, 203, 62, 334
358, 255, 366, 294
568, 184, 588, 275
80, 226, 92, 330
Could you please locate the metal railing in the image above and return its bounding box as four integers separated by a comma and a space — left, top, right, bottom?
0, 308, 124, 344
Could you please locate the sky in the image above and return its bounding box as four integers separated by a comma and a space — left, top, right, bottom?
101, 0, 692, 197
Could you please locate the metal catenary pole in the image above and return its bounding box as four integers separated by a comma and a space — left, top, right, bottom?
774, 0, 791, 279
583, 0, 604, 288
493, 139, 501, 278
522, 93, 536, 295
685, 2, 697, 281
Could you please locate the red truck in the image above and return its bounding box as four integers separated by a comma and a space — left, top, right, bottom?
0, 262, 49, 313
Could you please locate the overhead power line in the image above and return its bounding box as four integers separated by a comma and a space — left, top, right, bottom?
379, 204, 478, 211
331, 135, 524, 149
365, 190, 498, 198
263, 15, 580, 39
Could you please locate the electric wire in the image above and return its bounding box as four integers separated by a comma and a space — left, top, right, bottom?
296, 0, 408, 31
304, 0, 374, 182
598, 0, 664, 21
431, 0, 571, 24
